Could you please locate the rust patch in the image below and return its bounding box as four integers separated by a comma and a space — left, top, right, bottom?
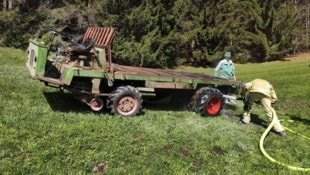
161, 145, 173, 151
134, 135, 145, 141
92, 162, 106, 174
212, 146, 225, 155
193, 159, 202, 166
83, 27, 116, 47
112, 64, 218, 81
145, 81, 192, 89
180, 147, 190, 157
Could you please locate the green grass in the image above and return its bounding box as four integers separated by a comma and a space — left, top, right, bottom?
0, 47, 309, 174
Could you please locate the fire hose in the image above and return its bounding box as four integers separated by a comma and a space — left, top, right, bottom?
259, 107, 310, 171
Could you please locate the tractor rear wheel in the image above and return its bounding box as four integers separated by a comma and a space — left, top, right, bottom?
108, 86, 142, 117
189, 87, 224, 116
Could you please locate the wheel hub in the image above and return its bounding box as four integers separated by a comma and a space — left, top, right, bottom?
206, 97, 221, 115
90, 98, 104, 111
118, 96, 137, 113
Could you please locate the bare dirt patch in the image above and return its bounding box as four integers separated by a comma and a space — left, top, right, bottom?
284, 52, 310, 61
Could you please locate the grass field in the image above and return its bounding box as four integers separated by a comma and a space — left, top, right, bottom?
0, 47, 309, 174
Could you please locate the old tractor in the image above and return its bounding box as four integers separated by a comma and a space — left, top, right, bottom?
27, 27, 241, 117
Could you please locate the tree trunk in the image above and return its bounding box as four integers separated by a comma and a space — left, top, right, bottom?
85, 0, 92, 7
307, 0, 309, 49
8, 0, 12, 10
3, 0, 7, 11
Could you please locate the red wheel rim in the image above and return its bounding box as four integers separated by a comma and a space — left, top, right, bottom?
90, 98, 104, 111
205, 96, 221, 115
117, 96, 138, 116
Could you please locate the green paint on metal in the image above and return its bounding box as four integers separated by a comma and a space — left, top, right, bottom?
74, 69, 106, 78
31, 40, 48, 76
113, 73, 237, 88
95, 47, 107, 69
63, 68, 74, 85
114, 74, 174, 81
145, 81, 193, 89
106, 73, 114, 86
192, 82, 198, 89
61, 67, 109, 85
91, 78, 101, 94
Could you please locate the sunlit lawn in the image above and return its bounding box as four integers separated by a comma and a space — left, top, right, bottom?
0, 47, 309, 174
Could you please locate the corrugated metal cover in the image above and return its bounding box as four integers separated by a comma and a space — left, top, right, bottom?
83, 27, 116, 47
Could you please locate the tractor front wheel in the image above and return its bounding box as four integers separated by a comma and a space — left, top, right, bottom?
89, 97, 104, 111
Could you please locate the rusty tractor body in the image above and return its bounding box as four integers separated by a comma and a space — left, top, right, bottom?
26, 27, 241, 117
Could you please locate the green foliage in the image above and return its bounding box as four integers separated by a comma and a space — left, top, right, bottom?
0, 0, 305, 67
0, 6, 47, 49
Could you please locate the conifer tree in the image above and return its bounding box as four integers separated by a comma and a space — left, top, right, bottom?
0, 0, 304, 66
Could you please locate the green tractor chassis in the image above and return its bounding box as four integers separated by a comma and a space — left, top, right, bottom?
26, 27, 241, 117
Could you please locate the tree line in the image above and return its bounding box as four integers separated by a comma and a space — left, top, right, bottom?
0, 0, 309, 68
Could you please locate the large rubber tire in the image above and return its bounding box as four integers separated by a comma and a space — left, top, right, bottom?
107, 86, 142, 117
189, 87, 224, 116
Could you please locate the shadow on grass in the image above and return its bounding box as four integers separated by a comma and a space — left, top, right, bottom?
288, 115, 310, 125
239, 113, 287, 135
143, 95, 242, 117
43, 90, 245, 119
244, 112, 310, 134
143, 99, 190, 113
238, 113, 269, 128
43, 90, 189, 115
249, 113, 268, 127
43, 91, 92, 113
143, 92, 192, 113
222, 103, 238, 111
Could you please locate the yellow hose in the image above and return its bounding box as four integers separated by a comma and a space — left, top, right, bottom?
283, 126, 310, 140
259, 107, 310, 171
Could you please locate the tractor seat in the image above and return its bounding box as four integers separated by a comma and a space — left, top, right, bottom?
66, 38, 94, 54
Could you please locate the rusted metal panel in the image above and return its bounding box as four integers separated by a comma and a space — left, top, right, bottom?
112, 64, 230, 80
37, 76, 64, 85
83, 27, 116, 73
111, 64, 239, 88
145, 81, 193, 89
83, 27, 116, 48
